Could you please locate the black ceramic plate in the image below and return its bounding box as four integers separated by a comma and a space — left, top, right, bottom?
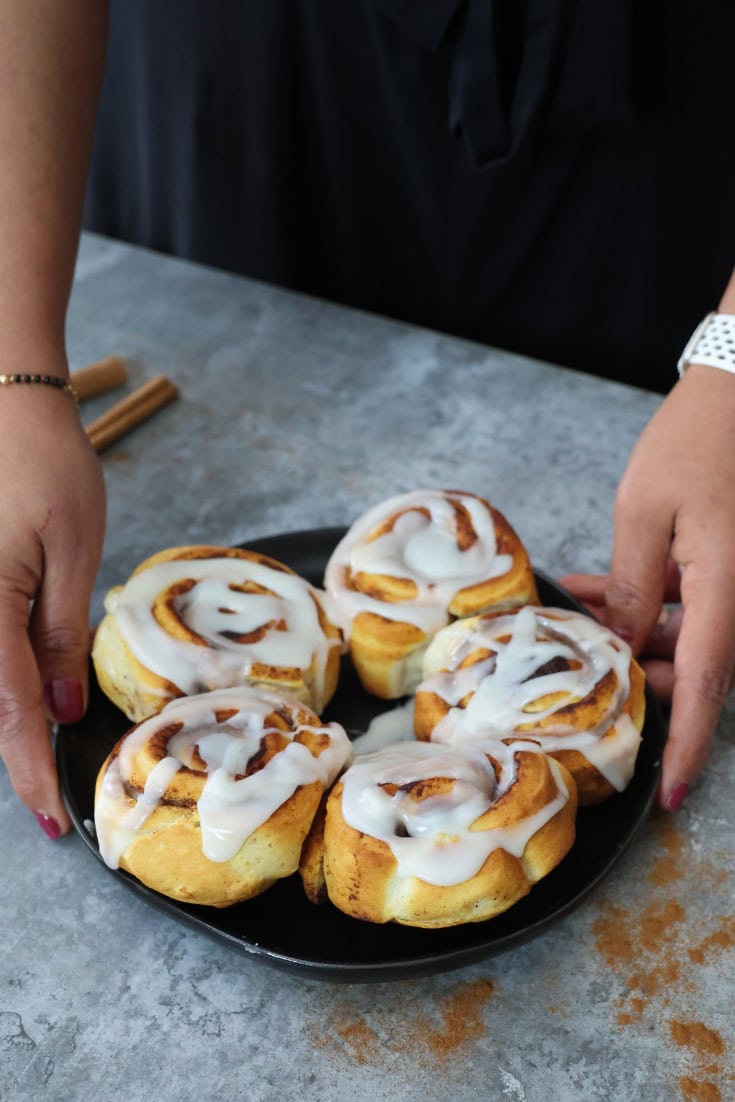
58, 527, 668, 983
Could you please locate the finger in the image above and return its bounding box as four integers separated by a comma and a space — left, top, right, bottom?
561, 575, 683, 650
556, 576, 606, 621
29, 538, 99, 726
0, 591, 70, 835
576, 601, 604, 621
659, 571, 735, 810
558, 573, 608, 604
30, 604, 88, 724
639, 659, 674, 703
560, 565, 682, 613
639, 605, 684, 661
604, 484, 672, 654
661, 559, 683, 603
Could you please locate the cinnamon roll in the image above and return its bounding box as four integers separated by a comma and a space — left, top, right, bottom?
301, 740, 576, 927
94, 685, 353, 907
323, 490, 537, 699
414, 606, 646, 804
92, 545, 342, 721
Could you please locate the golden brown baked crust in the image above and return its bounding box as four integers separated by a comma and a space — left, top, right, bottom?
324, 490, 538, 699
92, 544, 341, 721
300, 742, 576, 928
347, 613, 427, 699
298, 796, 329, 905
414, 607, 646, 805
94, 686, 352, 908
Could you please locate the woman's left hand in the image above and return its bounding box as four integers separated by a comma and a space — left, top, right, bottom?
561, 362, 735, 813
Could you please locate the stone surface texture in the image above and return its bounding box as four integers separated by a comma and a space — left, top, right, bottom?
1, 234, 733, 1101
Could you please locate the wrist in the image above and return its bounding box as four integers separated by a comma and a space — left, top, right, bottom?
0, 375, 83, 435
0, 340, 69, 379
674, 362, 735, 431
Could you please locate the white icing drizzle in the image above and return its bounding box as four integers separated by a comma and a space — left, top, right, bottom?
323, 490, 514, 639
105, 554, 339, 704
340, 740, 569, 887
95, 686, 352, 869
420, 606, 641, 791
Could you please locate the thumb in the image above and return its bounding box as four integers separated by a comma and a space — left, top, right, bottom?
604, 482, 671, 654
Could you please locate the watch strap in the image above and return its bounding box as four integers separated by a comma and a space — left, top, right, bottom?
677, 312, 735, 377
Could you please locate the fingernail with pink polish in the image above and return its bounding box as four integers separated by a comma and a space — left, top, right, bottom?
34, 812, 61, 840
665, 782, 690, 812
609, 626, 634, 645
44, 678, 84, 724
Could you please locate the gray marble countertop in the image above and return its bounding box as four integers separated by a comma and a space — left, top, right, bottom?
2, 234, 733, 1102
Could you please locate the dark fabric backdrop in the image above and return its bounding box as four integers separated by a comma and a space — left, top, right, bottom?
84, 0, 735, 392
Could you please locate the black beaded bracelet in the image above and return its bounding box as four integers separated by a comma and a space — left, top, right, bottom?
0, 372, 78, 404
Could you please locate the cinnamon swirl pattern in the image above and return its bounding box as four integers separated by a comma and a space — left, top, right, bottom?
94, 685, 353, 907
323, 490, 537, 699
301, 740, 576, 928
414, 606, 646, 804
92, 545, 342, 721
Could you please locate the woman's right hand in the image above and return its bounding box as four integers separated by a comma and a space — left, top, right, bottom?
0, 383, 105, 837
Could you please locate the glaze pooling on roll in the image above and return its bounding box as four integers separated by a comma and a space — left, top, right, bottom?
419, 606, 642, 792
95, 686, 352, 869
340, 741, 569, 887
324, 489, 514, 637
105, 554, 339, 706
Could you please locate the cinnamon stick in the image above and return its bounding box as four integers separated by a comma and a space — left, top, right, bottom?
71, 355, 128, 401
86, 375, 179, 452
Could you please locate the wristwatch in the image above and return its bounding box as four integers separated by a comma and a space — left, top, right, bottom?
677, 312, 735, 377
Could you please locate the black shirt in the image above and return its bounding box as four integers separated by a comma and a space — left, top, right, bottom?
84, 0, 735, 392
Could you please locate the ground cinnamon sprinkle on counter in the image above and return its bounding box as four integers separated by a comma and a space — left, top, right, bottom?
679, 1077, 723, 1102
591, 811, 733, 1101
333, 1019, 383, 1066
639, 899, 687, 952
649, 816, 687, 887
307, 812, 732, 1097
687, 919, 735, 966
591, 902, 635, 967
616, 997, 646, 1027
591, 898, 688, 995
670, 1021, 726, 1058
308, 976, 496, 1070
700, 1065, 727, 1079
416, 979, 495, 1060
